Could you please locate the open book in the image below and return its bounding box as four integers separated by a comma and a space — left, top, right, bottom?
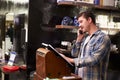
42, 43, 74, 66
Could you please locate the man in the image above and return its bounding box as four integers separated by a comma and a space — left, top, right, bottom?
60, 11, 111, 80
6, 23, 14, 43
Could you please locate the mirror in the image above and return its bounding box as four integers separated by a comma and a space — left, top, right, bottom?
0, 0, 29, 64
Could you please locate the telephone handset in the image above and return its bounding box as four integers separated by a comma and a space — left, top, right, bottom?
79, 30, 83, 34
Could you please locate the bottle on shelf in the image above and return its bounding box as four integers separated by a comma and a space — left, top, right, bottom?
73, 16, 79, 27
94, 0, 100, 5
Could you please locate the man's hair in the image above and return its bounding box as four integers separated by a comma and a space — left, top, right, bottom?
77, 11, 96, 24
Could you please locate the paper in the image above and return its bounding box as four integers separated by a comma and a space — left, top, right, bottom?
42, 43, 74, 66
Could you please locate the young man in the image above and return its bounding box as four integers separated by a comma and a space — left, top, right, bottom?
60, 11, 111, 80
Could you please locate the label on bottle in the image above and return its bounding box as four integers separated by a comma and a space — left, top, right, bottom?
94, 0, 99, 5
73, 16, 79, 27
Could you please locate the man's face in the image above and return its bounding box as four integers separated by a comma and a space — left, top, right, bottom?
78, 16, 90, 33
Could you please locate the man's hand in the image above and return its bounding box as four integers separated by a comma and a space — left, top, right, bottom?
59, 53, 74, 63
76, 29, 84, 42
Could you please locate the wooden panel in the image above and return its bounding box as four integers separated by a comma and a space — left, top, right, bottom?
34, 72, 43, 80
36, 48, 73, 79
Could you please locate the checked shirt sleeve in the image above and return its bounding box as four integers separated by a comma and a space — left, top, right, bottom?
78, 35, 111, 67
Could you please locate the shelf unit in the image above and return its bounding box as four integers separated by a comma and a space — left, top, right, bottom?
57, 1, 94, 6
56, 25, 120, 35
56, 25, 78, 29
56, 1, 120, 35
57, 1, 120, 12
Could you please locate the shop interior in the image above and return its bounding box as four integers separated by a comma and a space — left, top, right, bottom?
0, 0, 120, 80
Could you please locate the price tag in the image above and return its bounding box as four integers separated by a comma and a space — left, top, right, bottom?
7, 51, 16, 66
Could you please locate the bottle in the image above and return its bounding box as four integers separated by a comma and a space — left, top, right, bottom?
115, 0, 118, 7
94, 0, 100, 5
73, 16, 79, 27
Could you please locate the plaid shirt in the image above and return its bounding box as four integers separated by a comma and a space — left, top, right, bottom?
71, 30, 111, 80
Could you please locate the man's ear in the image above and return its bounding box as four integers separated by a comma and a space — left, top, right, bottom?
88, 17, 92, 23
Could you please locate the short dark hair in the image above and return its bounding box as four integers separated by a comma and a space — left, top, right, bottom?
77, 11, 96, 24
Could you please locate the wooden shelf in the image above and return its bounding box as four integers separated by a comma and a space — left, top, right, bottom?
100, 27, 120, 31
56, 25, 120, 31
94, 5, 120, 12
56, 25, 78, 29
57, 1, 94, 6
57, 1, 120, 12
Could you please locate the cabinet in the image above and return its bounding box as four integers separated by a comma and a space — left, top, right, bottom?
34, 48, 76, 80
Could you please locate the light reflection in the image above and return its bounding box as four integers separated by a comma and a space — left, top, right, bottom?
0, 0, 28, 15
7, 0, 29, 3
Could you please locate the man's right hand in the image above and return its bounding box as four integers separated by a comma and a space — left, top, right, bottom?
76, 29, 84, 42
